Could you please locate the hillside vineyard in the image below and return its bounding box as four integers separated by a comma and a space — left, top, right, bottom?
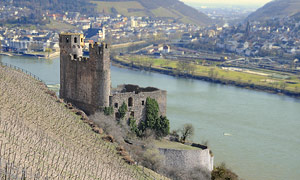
0, 65, 157, 180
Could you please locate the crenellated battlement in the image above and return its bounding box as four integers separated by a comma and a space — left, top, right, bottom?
89, 42, 109, 55
59, 32, 110, 62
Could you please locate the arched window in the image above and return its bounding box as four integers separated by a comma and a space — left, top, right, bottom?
74, 37, 77, 43
128, 97, 133, 107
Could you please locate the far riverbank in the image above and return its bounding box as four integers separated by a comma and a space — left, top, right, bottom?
112, 56, 300, 98
0, 51, 60, 59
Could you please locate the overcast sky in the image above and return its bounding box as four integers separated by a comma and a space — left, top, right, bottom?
181, 0, 273, 6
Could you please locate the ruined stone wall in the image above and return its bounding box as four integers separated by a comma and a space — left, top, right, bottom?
158, 148, 214, 172
109, 89, 167, 123
59, 33, 111, 115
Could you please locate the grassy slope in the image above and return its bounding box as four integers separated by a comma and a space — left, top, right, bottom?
0, 66, 162, 180
155, 140, 199, 150
115, 55, 300, 94
247, 0, 300, 21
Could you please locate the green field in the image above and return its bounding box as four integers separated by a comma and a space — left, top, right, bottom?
115, 55, 300, 94
155, 140, 200, 150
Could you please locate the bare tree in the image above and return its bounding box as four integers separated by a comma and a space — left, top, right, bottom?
180, 124, 194, 143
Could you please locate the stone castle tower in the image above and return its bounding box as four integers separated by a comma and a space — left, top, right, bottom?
59, 33, 167, 121
59, 33, 111, 114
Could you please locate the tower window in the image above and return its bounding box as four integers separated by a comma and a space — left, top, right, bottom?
74, 37, 77, 43
114, 103, 118, 108
66, 37, 69, 43
142, 101, 145, 105
128, 97, 133, 107
81, 38, 83, 42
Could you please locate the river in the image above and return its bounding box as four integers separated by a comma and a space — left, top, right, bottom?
1, 55, 300, 180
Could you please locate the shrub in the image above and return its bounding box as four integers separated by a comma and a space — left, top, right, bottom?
128, 117, 141, 136
145, 97, 160, 129
90, 112, 129, 143
141, 149, 163, 172
169, 130, 180, 142
118, 102, 128, 120
139, 97, 170, 138
155, 116, 170, 137
211, 163, 239, 180
103, 106, 114, 116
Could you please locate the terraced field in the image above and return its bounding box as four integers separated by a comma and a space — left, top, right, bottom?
151, 7, 180, 18
92, 1, 147, 17
0, 65, 162, 179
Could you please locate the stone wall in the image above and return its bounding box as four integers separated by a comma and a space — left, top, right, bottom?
158, 148, 214, 172
110, 84, 167, 123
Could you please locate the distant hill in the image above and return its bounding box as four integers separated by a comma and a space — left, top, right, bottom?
3, 0, 211, 25
3, 0, 96, 15
88, 0, 212, 25
247, 0, 300, 21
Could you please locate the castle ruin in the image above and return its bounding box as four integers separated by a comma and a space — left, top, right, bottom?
59, 33, 166, 122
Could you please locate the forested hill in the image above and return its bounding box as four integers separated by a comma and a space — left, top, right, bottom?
3, 0, 96, 15
247, 0, 300, 21
2, 0, 212, 25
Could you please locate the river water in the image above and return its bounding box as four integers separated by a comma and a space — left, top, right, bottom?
1, 56, 300, 180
